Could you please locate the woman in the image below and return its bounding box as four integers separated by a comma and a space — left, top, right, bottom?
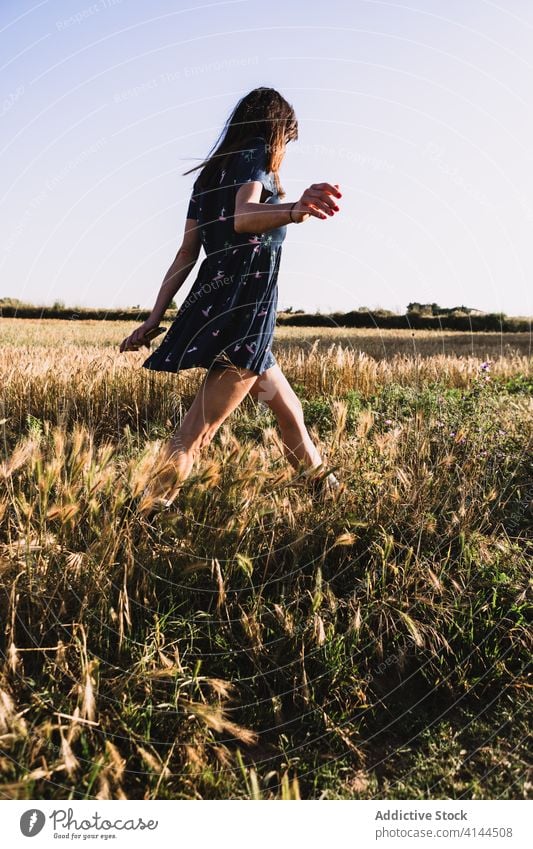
120, 87, 342, 508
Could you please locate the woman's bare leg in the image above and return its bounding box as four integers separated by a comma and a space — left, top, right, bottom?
247, 364, 324, 471
147, 363, 259, 499
247, 365, 340, 492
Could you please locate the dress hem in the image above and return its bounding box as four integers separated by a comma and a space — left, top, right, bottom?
141, 357, 275, 378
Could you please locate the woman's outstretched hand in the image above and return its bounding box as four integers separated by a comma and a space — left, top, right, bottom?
119, 319, 159, 353
291, 183, 342, 223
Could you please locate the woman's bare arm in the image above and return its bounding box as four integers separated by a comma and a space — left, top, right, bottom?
148, 218, 201, 323
119, 218, 201, 352
234, 181, 341, 234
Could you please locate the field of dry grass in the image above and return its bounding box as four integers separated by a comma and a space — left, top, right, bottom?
0, 319, 531, 800
2, 317, 531, 355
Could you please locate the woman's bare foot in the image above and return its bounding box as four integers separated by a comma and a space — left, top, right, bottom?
137, 452, 183, 514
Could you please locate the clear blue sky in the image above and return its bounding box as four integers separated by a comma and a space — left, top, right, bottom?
1, 0, 532, 316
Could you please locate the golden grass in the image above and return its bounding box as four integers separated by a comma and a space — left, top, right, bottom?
1, 321, 530, 442
1, 316, 531, 356
0, 319, 531, 800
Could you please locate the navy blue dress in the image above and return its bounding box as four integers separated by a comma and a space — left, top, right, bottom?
142, 135, 287, 377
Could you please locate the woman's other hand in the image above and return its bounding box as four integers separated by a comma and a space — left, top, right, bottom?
119, 319, 159, 353
292, 183, 341, 223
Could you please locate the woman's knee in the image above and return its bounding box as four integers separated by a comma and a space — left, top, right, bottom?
275, 396, 305, 431
253, 373, 306, 429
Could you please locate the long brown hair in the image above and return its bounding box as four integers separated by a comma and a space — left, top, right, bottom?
183, 87, 298, 199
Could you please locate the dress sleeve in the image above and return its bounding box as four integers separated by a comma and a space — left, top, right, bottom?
230, 137, 270, 187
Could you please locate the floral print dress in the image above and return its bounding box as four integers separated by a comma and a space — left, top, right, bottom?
142, 135, 287, 377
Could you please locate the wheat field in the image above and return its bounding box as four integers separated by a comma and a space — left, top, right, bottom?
0, 319, 531, 800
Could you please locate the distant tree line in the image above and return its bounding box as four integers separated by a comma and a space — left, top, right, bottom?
406, 302, 486, 316
276, 309, 522, 332
0, 298, 529, 332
